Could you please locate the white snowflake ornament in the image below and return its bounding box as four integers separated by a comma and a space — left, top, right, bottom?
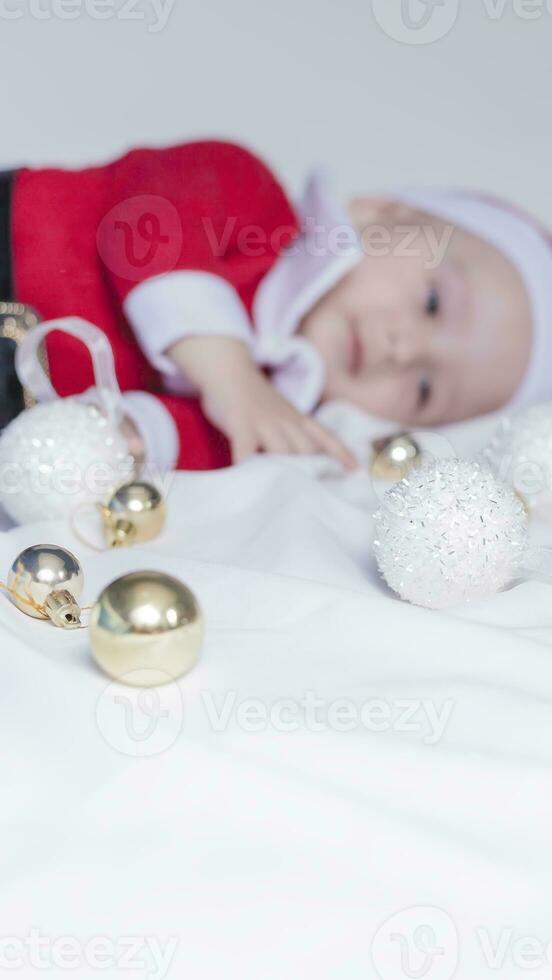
485, 403, 552, 520
0, 399, 134, 524
0, 317, 135, 525
373, 458, 529, 609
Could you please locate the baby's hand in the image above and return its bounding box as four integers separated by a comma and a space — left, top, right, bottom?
204, 364, 356, 467
168, 336, 356, 468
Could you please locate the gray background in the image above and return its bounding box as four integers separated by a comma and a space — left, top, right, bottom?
0, 0, 549, 221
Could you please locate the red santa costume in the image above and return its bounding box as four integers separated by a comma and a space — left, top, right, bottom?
9, 141, 361, 470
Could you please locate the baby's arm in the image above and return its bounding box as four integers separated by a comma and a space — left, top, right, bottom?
167, 336, 356, 468
100, 142, 355, 468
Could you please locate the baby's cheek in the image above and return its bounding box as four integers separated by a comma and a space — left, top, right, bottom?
328, 372, 408, 419
305, 314, 350, 370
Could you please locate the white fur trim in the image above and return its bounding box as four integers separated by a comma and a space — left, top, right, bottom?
121, 391, 179, 471
124, 270, 253, 379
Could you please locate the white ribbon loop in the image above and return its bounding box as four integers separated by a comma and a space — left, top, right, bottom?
15, 317, 123, 425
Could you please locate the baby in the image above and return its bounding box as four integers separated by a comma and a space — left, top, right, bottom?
2, 141, 548, 470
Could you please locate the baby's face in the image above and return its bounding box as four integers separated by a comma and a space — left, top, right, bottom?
299, 198, 532, 425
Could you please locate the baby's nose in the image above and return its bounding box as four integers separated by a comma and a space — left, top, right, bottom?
388, 314, 431, 367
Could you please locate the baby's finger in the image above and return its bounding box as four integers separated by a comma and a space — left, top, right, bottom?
258, 425, 293, 456
229, 426, 259, 463
305, 419, 357, 470
281, 421, 319, 457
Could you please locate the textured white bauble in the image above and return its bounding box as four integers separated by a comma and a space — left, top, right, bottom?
373, 458, 529, 609
485, 403, 552, 520
0, 399, 135, 524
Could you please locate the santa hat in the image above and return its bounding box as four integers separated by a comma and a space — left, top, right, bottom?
392, 189, 552, 411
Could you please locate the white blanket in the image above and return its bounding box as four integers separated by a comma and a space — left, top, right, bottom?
1, 404, 552, 980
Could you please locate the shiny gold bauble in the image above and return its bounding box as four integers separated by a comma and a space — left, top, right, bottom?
371, 432, 422, 481
102, 480, 166, 548
7, 544, 84, 626
89, 570, 203, 686
515, 491, 530, 516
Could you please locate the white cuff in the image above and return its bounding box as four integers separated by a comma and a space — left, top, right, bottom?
123, 270, 253, 379
121, 391, 179, 471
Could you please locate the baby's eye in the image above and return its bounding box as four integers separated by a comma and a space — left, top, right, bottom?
418, 377, 432, 409
425, 285, 440, 317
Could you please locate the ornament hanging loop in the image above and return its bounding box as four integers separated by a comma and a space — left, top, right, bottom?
15, 317, 123, 427
105, 514, 137, 549
71, 501, 139, 552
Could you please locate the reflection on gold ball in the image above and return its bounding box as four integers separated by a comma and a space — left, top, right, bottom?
103, 481, 166, 548
371, 433, 422, 481
7, 544, 84, 620
90, 571, 203, 687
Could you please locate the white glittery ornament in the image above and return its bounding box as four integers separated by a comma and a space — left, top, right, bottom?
0, 316, 135, 525
373, 458, 529, 609
0, 399, 134, 524
485, 403, 552, 520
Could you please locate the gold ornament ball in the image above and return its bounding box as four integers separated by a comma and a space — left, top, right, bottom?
7, 544, 84, 621
103, 480, 166, 548
371, 432, 422, 481
90, 570, 203, 687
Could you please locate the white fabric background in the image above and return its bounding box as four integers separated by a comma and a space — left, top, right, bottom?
0, 1, 550, 223
1, 406, 552, 978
